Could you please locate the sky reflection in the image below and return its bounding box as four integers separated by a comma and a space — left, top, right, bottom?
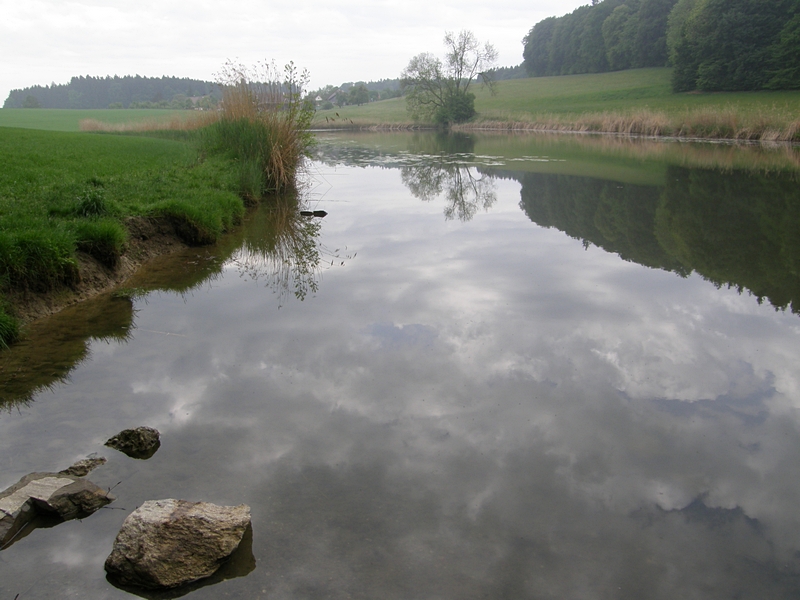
2, 140, 800, 598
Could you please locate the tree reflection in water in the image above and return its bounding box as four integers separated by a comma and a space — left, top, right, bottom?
401, 162, 496, 222
230, 196, 325, 303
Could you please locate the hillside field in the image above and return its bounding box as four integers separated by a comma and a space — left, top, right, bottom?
0, 108, 192, 132
313, 68, 800, 139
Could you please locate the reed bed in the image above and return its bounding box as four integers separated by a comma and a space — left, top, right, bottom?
79, 60, 314, 199
201, 60, 314, 199
458, 107, 800, 142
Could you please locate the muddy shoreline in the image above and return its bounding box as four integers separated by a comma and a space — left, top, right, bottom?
6, 216, 192, 326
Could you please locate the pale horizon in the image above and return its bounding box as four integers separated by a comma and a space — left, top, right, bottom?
1, 0, 588, 104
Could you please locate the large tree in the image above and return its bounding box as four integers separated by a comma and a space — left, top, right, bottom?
401, 31, 498, 125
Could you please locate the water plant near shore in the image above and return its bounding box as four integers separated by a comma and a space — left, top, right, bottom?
200, 60, 314, 200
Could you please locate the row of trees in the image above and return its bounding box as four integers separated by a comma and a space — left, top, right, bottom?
3, 75, 221, 109
522, 0, 800, 91
522, 0, 678, 77
669, 0, 800, 91
307, 80, 403, 109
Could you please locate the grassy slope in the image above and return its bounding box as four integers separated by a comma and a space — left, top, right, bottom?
313, 68, 800, 134
0, 127, 242, 243
0, 126, 245, 345
0, 108, 191, 132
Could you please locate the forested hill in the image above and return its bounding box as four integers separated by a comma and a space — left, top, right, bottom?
3, 75, 221, 109
523, 0, 677, 77
670, 0, 800, 92
523, 0, 800, 92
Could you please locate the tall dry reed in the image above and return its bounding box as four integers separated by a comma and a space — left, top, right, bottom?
202, 60, 314, 199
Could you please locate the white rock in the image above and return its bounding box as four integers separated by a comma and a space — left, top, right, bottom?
0, 472, 113, 548
105, 499, 251, 589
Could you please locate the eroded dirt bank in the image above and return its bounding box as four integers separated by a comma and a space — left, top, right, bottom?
6, 216, 191, 326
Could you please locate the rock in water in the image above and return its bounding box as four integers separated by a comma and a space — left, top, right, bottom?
59, 456, 107, 477
0, 472, 114, 548
105, 426, 160, 459
105, 499, 251, 590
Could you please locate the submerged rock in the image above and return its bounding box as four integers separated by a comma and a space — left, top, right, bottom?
105, 499, 251, 590
59, 456, 107, 477
0, 471, 114, 548
106, 426, 161, 459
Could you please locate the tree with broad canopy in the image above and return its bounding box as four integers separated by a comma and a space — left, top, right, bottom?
401, 31, 498, 125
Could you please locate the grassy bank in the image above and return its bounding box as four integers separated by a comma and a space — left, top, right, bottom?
0, 126, 245, 346
313, 68, 800, 141
0, 68, 312, 348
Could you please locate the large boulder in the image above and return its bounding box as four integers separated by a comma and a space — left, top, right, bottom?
0, 471, 114, 548
105, 426, 161, 459
105, 499, 251, 590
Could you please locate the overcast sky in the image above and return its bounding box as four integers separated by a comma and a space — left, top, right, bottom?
1, 0, 587, 102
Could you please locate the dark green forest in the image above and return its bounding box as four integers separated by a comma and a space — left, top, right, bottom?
522, 0, 800, 92
522, 0, 678, 77
670, 0, 800, 91
3, 75, 221, 109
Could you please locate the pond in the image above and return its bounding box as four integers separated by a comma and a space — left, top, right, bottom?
2, 131, 800, 599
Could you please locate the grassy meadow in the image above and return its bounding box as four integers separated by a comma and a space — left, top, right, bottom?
0, 108, 194, 132
0, 74, 313, 348
314, 68, 800, 141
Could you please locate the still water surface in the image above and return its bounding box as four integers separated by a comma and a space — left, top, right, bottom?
2, 132, 800, 598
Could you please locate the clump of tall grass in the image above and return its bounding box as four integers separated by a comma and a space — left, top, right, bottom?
0, 227, 80, 292
73, 219, 127, 268
200, 60, 314, 201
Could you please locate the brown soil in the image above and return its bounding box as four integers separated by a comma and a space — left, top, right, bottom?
6, 216, 191, 325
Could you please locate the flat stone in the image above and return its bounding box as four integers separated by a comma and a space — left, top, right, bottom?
105, 499, 251, 590
59, 456, 107, 477
1, 472, 114, 548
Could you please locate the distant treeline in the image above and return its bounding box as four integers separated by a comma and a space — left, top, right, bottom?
3, 75, 221, 109
523, 0, 677, 77
522, 0, 800, 92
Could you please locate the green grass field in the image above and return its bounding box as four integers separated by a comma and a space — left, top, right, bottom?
313, 68, 800, 139
0, 108, 191, 132
0, 126, 248, 346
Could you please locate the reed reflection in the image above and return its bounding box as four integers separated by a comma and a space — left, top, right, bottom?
230, 195, 333, 303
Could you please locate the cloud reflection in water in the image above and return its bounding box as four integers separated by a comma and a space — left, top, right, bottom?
2, 142, 800, 598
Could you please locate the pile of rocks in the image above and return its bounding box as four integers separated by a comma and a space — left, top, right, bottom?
1, 426, 252, 593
